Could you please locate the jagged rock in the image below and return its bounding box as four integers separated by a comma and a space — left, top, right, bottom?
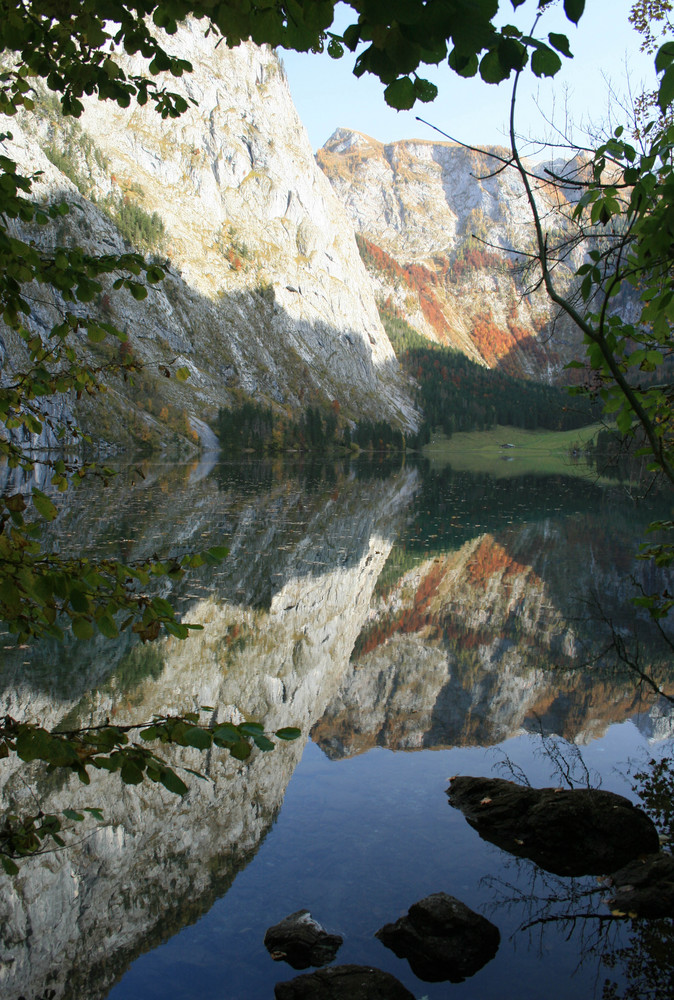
274, 965, 414, 999
447, 776, 660, 876
316, 128, 586, 380
375, 893, 500, 983
264, 910, 343, 969
608, 854, 674, 918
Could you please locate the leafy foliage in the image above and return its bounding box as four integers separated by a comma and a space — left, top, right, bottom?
0, 711, 301, 870
635, 755, 674, 847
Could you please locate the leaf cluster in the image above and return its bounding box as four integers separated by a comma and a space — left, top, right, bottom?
0, 710, 301, 871
569, 118, 674, 481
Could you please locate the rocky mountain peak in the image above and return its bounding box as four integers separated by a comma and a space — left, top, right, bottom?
317, 127, 582, 380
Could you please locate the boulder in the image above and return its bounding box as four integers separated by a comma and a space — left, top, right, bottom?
264, 910, 343, 969
447, 776, 660, 877
375, 892, 500, 983
608, 853, 674, 918
274, 964, 414, 999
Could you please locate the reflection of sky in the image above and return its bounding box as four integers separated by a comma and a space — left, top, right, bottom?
108, 723, 668, 1000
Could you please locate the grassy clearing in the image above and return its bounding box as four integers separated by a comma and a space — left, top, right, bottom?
422, 424, 603, 479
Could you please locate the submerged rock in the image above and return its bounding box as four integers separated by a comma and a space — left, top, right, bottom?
447, 776, 660, 877
608, 854, 674, 918
375, 892, 500, 983
274, 964, 414, 999
264, 910, 343, 969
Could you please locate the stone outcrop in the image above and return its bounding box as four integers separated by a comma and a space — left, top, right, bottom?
447, 776, 660, 877
264, 910, 343, 969
608, 854, 674, 918
375, 893, 500, 983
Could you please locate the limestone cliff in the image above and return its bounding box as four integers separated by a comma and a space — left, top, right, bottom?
317, 128, 583, 381
5, 27, 418, 455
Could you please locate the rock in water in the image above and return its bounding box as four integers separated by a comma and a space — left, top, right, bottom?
274, 964, 414, 999
608, 854, 674, 918
264, 910, 343, 969
448, 776, 660, 876
375, 893, 500, 983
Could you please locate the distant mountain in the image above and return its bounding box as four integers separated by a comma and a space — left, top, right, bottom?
317, 128, 585, 381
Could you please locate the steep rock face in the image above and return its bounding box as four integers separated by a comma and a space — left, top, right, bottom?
0, 463, 417, 1000
6, 29, 417, 453
317, 128, 582, 380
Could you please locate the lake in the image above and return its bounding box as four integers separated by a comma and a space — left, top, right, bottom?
1, 451, 672, 1000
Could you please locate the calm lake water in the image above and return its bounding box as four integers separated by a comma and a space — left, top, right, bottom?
1, 452, 673, 1000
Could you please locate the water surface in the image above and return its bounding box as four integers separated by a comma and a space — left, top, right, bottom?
1, 455, 672, 1000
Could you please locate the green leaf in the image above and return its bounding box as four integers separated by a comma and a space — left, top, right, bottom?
97, 614, 118, 638
2, 856, 19, 875
207, 546, 229, 560
239, 722, 264, 736
32, 488, 57, 521
384, 76, 416, 110
655, 40, 674, 73
127, 282, 147, 301
72, 617, 94, 640
479, 49, 509, 84
548, 32, 572, 58
182, 726, 212, 750
531, 46, 562, 78
63, 809, 84, 821
659, 65, 674, 113
213, 723, 241, 745
275, 727, 302, 741
15, 728, 53, 763
448, 48, 479, 78
229, 740, 252, 761
120, 760, 144, 785
563, 0, 585, 24
253, 733, 275, 752
413, 77, 438, 103
160, 768, 188, 795
87, 324, 107, 344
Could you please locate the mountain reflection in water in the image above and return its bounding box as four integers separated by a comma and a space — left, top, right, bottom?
0, 456, 672, 1000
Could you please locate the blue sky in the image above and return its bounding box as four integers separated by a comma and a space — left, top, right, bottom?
282, 0, 659, 153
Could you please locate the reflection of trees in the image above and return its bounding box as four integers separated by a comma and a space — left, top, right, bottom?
483, 855, 673, 1000
479, 741, 674, 1000
602, 919, 674, 1000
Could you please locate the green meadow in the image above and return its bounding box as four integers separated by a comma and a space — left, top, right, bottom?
423, 424, 603, 478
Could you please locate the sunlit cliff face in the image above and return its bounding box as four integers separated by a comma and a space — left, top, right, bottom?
6, 27, 417, 457
317, 128, 592, 381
